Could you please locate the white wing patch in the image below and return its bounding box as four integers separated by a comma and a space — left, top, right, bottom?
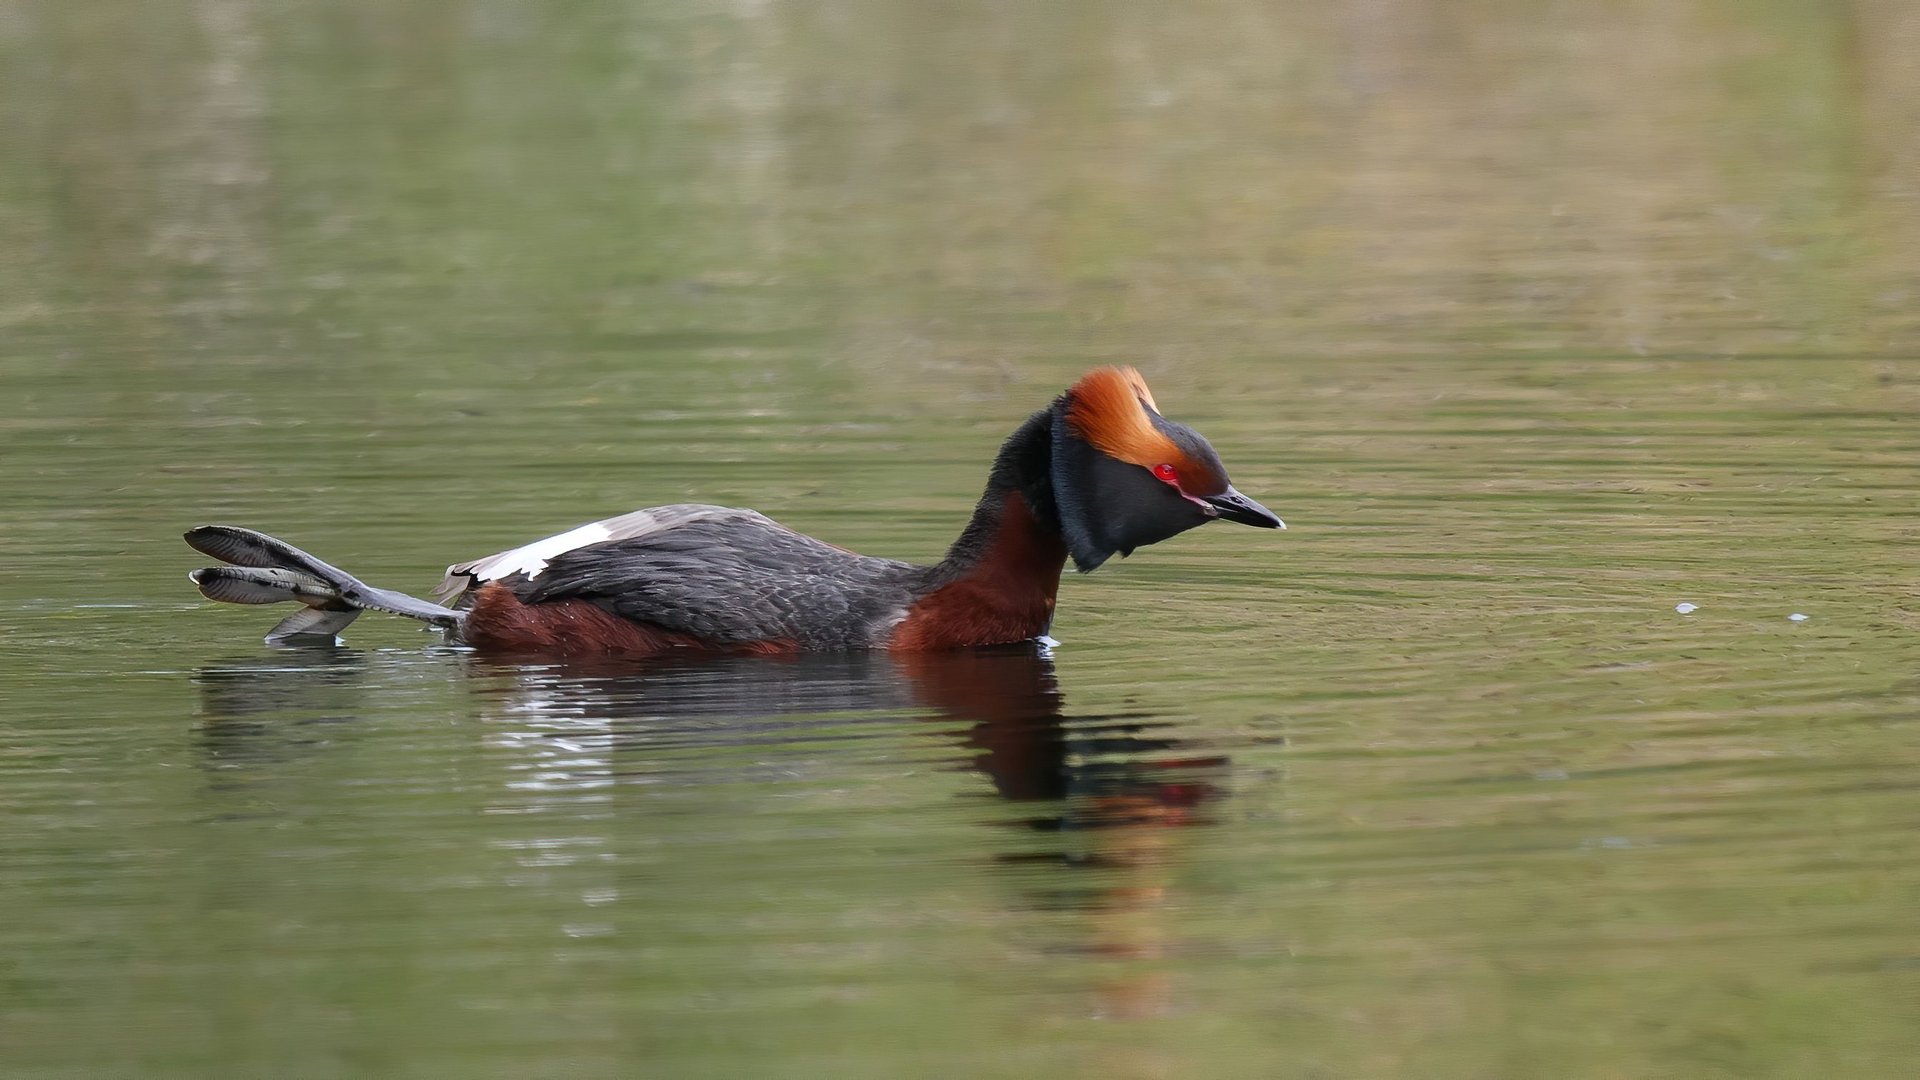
433, 504, 767, 602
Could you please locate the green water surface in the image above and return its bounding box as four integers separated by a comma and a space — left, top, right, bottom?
2, 3, 1917, 1077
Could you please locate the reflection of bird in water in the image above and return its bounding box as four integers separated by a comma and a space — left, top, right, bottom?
182, 366, 1279, 655
898, 649, 1226, 1023
475, 644, 1225, 1021
193, 642, 1225, 1019
192, 648, 373, 764
469, 646, 1223, 822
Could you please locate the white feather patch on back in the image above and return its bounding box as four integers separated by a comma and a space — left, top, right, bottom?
433, 504, 765, 602
469, 520, 614, 581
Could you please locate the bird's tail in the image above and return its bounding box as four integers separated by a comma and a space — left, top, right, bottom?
185, 525, 464, 644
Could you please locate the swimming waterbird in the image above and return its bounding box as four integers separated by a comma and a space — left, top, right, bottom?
185, 367, 1282, 654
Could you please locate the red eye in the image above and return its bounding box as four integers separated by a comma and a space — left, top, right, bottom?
1152, 463, 1179, 485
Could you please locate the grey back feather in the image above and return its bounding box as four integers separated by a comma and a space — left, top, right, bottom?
521, 512, 932, 649
436, 504, 771, 603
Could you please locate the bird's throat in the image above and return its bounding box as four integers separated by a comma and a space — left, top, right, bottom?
896, 411, 1069, 649
894, 491, 1067, 650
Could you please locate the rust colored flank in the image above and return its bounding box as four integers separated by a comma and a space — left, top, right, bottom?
463, 582, 796, 657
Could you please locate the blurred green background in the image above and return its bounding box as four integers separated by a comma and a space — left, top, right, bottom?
1, 3, 1916, 1077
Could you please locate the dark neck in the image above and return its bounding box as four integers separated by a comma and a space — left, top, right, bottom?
937, 408, 1065, 580
889, 409, 1069, 650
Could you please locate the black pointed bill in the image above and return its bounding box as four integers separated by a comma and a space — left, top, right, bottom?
1202, 487, 1284, 529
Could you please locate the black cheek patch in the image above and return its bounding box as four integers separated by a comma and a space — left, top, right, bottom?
1051, 422, 1116, 571
1053, 418, 1211, 572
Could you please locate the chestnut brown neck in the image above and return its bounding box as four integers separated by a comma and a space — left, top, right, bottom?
893, 492, 1067, 650
893, 412, 1069, 650
952, 490, 1069, 602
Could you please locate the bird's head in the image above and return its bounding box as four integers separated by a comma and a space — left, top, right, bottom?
1050, 366, 1282, 572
